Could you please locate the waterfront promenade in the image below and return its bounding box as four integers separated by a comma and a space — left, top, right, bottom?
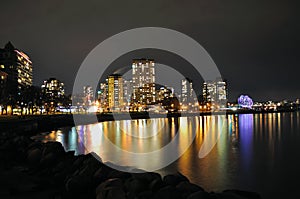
0, 109, 296, 134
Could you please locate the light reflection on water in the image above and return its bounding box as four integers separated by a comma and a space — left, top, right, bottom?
41, 112, 300, 198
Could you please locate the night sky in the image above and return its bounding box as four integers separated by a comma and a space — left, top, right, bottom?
1, 0, 299, 101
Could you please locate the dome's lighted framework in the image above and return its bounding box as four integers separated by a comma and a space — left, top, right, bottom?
238, 95, 253, 109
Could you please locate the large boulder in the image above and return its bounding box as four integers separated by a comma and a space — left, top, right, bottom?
131, 172, 163, 192
96, 178, 123, 195
96, 187, 126, 199
176, 181, 205, 198
163, 172, 189, 187
209, 192, 240, 199
132, 172, 162, 183
65, 174, 92, 194
42, 142, 65, 158
124, 177, 148, 194
27, 141, 43, 151
223, 190, 261, 199
107, 170, 131, 181
27, 148, 42, 166
96, 178, 125, 199
149, 177, 164, 192
153, 185, 182, 199
93, 165, 114, 184
40, 152, 57, 167
187, 191, 210, 199
136, 190, 153, 199
83, 153, 102, 166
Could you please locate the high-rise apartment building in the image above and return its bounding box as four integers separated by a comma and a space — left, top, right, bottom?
181, 78, 195, 104
202, 81, 215, 103
83, 85, 94, 105
98, 82, 107, 107
107, 74, 124, 110
156, 86, 173, 102
41, 78, 65, 103
0, 71, 8, 102
132, 59, 156, 105
215, 78, 227, 103
0, 42, 33, 98
123, 79, 132, 104
202, 77, 227, 106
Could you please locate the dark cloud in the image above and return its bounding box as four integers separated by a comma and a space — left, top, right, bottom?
1, 0, 299, 101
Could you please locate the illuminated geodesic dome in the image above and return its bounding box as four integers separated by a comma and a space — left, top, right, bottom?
238, 95, 253, 109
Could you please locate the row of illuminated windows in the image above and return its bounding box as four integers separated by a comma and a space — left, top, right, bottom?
0, 65, 15, 69
18, 70, 31, 78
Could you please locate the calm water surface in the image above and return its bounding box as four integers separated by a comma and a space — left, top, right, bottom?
40, 112, 300, 198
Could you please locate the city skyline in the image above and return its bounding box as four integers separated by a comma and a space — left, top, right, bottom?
1, 40, 299, 110
1, 39, 299, 102
1, 0, 299, 101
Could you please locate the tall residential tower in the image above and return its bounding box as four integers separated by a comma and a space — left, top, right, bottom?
202, 77, 227, 107
0, 42, 33, 98
132, 59, 156, 105
181, 78, 194, 104
107, 74, 124, 111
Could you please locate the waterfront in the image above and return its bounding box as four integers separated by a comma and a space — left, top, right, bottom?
38, 112, 300, 198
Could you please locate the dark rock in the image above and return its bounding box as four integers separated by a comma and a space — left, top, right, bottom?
27, 148, 42, 166
40, 152, 57, 167
66, 150, 75, 156
83, 152, 103, 167
2, 140, 13, 151
133, 172, 162, 183
27, 141, 43, 151
163, 172, 189, 187
153, 185, 182, 199
65, 174, 92, 193
209, 192, 239, 199
187, 191, 210, 199
130, 172, 162, 193
79, 164, 98, 176
137, 190, 153, 199
42, 141, 65, 157
52, 159, 68, 174
125, 177, 148, 194
96, 178, 125, 199
223, 190, 261, 199
64, 159, 100, 192
72, 153, 103, 178
71, 155, 86, 170
176, 181, 205, 198
93, 165, 113, 184
149, 178, 163, 192
54, 170, 69, 184
96, 187, 126, 199
95, 178, 123, 195
107, 170, 131, 181
13, 136, 31, 149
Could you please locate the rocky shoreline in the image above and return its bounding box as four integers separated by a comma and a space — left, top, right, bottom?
0, 130, 262, 199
